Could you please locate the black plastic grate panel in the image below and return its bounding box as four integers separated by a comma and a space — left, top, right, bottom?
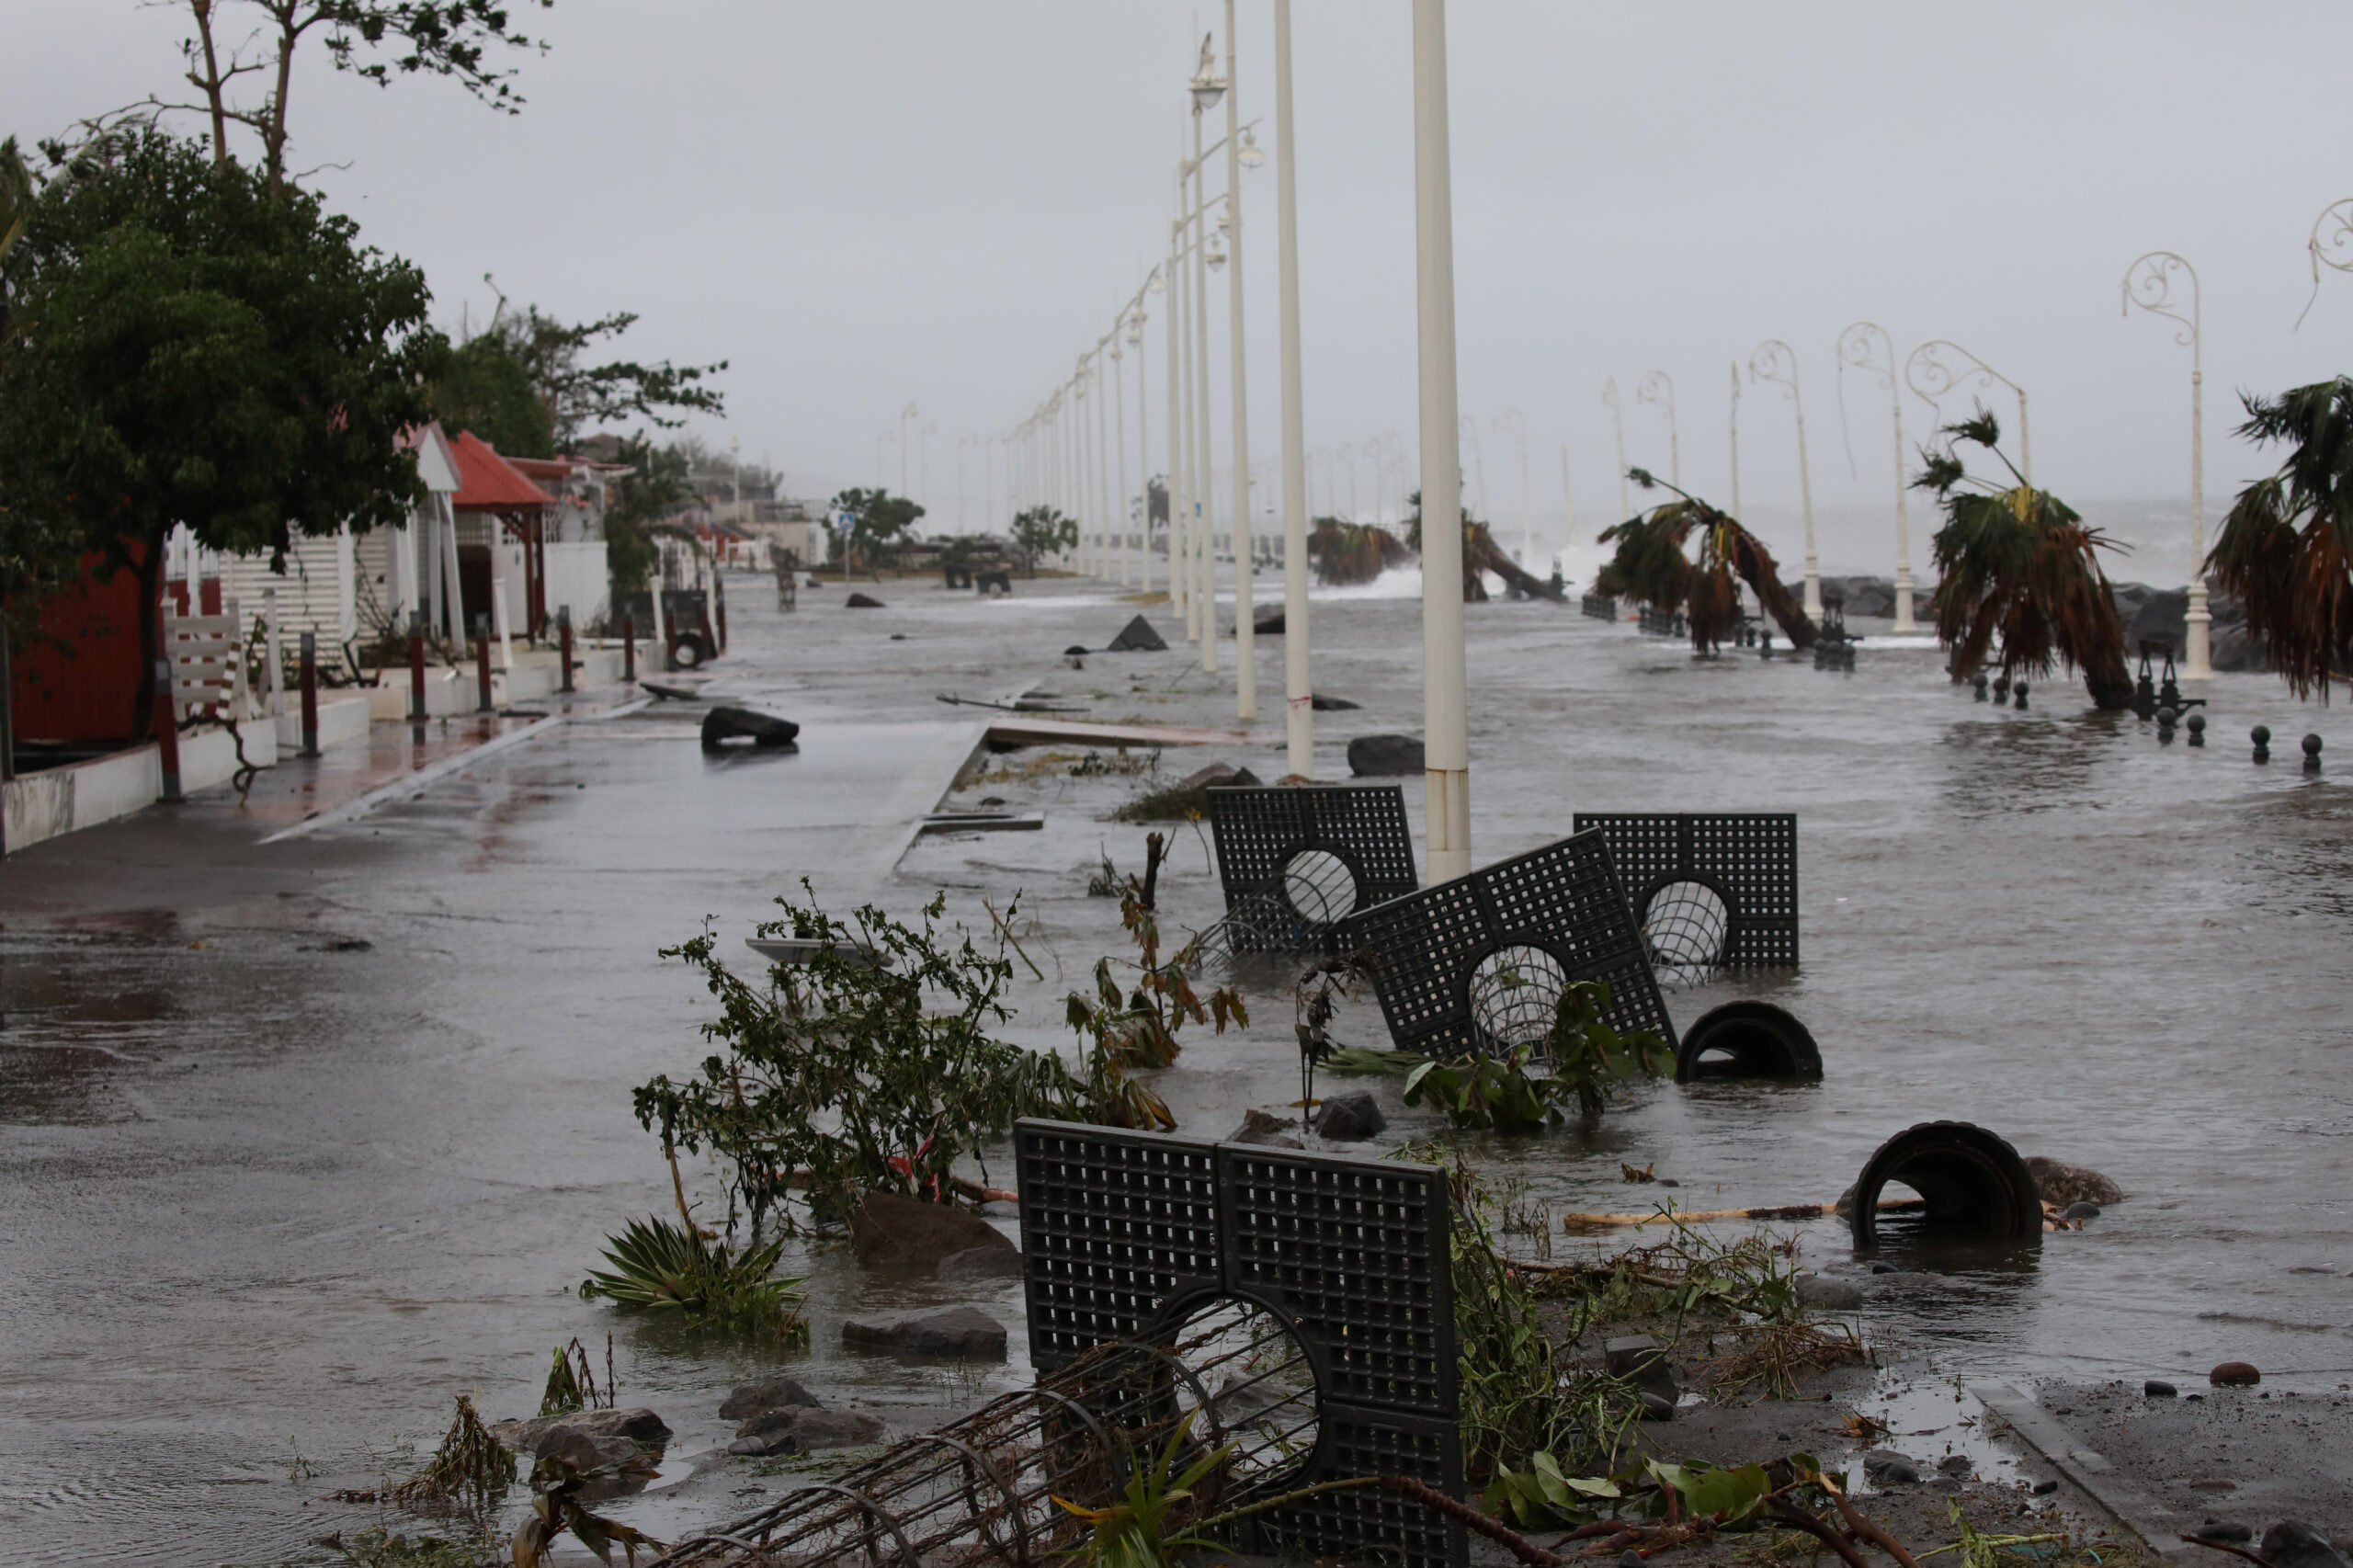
1343, 831, 1677, 1058
1237, 1407, 1461, 1568
1206, 785, 1419, 951
1015, 1119, 1465, 1568
1016, 1123, 1220, 1369
1218, 1147, 1456, 1415
1572, 812, 1799, 969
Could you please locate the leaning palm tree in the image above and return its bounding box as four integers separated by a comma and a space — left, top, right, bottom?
1594, 469, 1816, 652
1914, 408, 2131, 709
1305, 516, 1413, 585
2206, 377, 2353, 700
1402, 491, 1563, 601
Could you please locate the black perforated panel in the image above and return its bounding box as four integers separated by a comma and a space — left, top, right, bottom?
1016, 1122, 1220, 1368
1015, 1120, 1465, 1568
1206, 785, 1419, 952
1572, 812, 1800, 969
1343, 831, 1678, 1058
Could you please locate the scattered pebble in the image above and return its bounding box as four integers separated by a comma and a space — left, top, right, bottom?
2145, 1380, 2178, 1398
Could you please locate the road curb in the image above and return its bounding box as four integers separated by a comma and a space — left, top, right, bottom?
1972, 1382, 2204, 1568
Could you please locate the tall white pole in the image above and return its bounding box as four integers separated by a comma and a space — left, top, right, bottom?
2123, 252, 2208, 677
1192, 115, 1218, 675
1603, 377, 1629, 521
1166, 229, 1186, 612
1558, 442, 1575, 580
1096, 350, 1113, 581
1224, 0, 1256, 721
1750, 340, 1821, 616
1112, 335, 1131, 589
1413, 0, 1469, 884
1727, 360, 1742, 519
1275, 0, 1312, 778
1890, 382, 1916, 632
1133, 315, 1154, 595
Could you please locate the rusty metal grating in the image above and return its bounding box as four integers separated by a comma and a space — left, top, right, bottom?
1572, 812, 1799, 974
1343, 830, 1677, 1059
1205, 784, 1419, 952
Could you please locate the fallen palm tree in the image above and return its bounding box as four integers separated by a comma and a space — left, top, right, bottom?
1404, 492, 1565, 602
1595, 470, 1816, 651
1305, 516, 1413, 585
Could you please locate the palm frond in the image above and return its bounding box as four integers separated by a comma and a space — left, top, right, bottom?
2211, 378, 2353, 699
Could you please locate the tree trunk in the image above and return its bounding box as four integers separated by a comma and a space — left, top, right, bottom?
131, 532, 167, 741
1462, 524, 1561, 603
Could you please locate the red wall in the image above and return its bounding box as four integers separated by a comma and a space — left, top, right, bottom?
12, 551, 149, 744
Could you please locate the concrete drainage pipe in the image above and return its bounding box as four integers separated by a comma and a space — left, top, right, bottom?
1848, 1120, 2043, 1248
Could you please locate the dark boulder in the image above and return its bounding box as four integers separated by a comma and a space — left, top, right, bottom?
493, 1407, 673, 1455
719, 1377, 820, 1421
1178, 762, 1262, 790
1254, 607, 1285, 635
841, 1305, 1007, 1358
1347, 733, 1425, 777
845, 592, 884, 608
2210, 1360, 2261, 1387
1310, 693, 1360, 710
851, 1191, 1014, 1268
1603, 1335, 1677, 1403
1313, 1091, 1387, 1141
539, 1430, 642, 1472
2262, 1524, 2353, 1568
1108, 615, 1169, 652
1229, 1107, 1303, 1148
700, 706, 800, 751
938, 1244, 1026, 1283
728, 1406, 886, 1457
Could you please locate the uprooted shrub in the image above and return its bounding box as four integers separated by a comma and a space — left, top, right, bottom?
578, 1216, 810, 1344
640, 888, 1090, 1235
1063, 832, 1247, 1130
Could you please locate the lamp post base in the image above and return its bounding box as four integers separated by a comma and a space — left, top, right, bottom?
2186, 592, 2212, 679
1893, 571, 1918, 634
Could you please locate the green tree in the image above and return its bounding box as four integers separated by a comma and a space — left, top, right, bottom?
1914, 407, 2131, 709
159, 0, 552, 195
487, 304, 725, 450
1009, 505, 1075, 575
829, 487, 924, 572
428, 331, 553, 456
603, 437, 694, 595
0, 128, 439, 731
2206, 377, 2353, 699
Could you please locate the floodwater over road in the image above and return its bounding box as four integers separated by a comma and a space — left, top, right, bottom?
2, 570, 2348, 1562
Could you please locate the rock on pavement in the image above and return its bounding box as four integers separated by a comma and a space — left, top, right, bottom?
841, 1305, 1008, 1358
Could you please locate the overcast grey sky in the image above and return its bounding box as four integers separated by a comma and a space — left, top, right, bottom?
19, 2, 2353, 573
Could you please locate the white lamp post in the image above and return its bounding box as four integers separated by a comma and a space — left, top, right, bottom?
1636, 371, 1680, 489
1414, 0, 1469, 883
1221, 0, 1257, 722
1274, 0, 1313, 777
1495, 406, 1530, 563
1905, 339, 2029, 485
1602, 376, 1629, 521
1130, 312, 1152, 593
898, 403, 917, 496
1748, 340, 1822, 617
1558, 441, 1576, 576
1836, 322, 1918, 632
1110, 326, 1131, 588
2121, 251, 2208, 677
1726, 360, 1742, 518
1189, 95, 1219, 676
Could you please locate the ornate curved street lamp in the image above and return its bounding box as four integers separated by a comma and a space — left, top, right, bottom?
1904, 340, 2029, 485
2121, 251, 2208, 677
1601, 376, 1629, 522
1748, 340, 1821, 617
1836, 322, 1917, 632
1636, 370, 1679, 489
2297, 198, 2353, 328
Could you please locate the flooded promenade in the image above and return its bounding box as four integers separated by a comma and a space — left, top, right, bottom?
3, 570, 2349, 1562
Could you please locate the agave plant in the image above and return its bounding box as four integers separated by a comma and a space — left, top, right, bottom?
1594, 470, 1816, 652
2207, 377, 2353, 699
1914, 408, 2131, 709
580, 1216, 809, 1341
